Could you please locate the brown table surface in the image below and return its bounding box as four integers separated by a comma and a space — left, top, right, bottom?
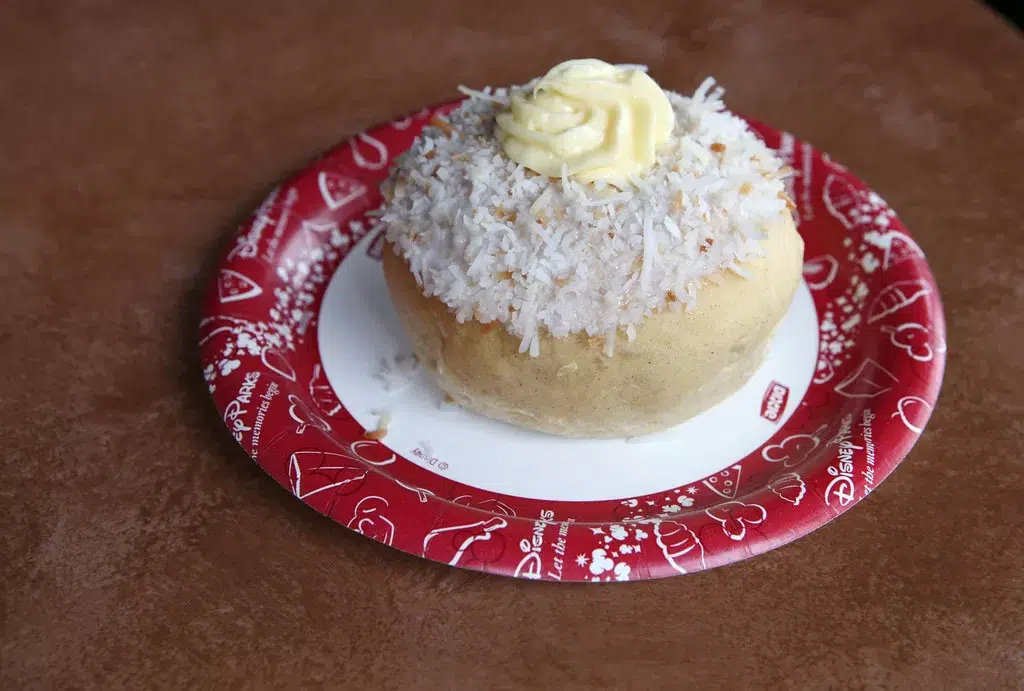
3, 1, 1022, 688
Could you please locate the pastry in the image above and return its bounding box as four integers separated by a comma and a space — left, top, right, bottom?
379, 59, 803, 437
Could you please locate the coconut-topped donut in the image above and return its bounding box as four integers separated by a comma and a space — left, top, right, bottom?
378, 60, 804, 438
381, 62, 793, 358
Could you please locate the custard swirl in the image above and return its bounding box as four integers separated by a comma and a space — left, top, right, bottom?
495, 59, 675, 186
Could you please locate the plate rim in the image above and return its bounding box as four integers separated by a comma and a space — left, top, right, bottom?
198, 101, 946, 582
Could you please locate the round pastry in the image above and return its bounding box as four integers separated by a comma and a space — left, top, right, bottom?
379, 60, 804, 438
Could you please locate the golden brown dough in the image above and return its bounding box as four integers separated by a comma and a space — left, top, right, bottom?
383, 213, 804, 438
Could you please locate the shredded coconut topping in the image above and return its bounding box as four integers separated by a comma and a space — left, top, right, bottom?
381, 77, 792, 357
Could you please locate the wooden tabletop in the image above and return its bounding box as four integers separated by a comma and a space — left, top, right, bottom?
3, 1, 1022, 688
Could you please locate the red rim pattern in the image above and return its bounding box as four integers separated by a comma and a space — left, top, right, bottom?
199, 101, 945, 581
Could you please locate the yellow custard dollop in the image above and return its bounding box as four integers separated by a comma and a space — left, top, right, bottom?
495, 59, 675, 186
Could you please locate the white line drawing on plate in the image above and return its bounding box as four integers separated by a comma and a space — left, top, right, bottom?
317, 171, 367, 211
347, 440, 396, 467
198, 314, 252, 346
867, 279, 931, 324
350, 132, 389, 171
452, 495, 517, 517
864, 229, 925, 270
823, 173, 896, 232
706, 501, 767, 541
394, 478, 435, 503
820, 150, 848, 172
814, 356, 836, 385
287, 451, 367, 500
880, 322, 945, 363
197, 315, 299, 395
287, 394, 332, 434
702, 464, 742, 499
803, 255, 839, 290
348, 496, 395, 546
892, 395, 932, 434
308, 363, 343, 417
422, 517, 507, 566
653, 520, 706, 574
834, 358, 899, 399
762, 424, 828, 467
198, 314, 298, 393
770, 472, 806, 506
822, 173, 862, 229
260, 345, 296, 382
218, 269, 263, 303
298, 219, 340, 251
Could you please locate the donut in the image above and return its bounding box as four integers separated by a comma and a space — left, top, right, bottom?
378, 60, 803, 437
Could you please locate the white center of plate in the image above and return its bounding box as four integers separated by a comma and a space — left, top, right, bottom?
319, 233, 818, 502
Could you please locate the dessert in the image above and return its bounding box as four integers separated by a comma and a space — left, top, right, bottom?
379, 59, 804, 438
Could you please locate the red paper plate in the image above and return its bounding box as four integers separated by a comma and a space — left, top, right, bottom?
199, 101, 945, 581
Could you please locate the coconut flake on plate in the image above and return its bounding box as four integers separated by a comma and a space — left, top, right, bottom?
364, 408, 391, 440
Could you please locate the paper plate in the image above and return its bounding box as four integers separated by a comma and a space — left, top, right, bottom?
199, 101, 945, 581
